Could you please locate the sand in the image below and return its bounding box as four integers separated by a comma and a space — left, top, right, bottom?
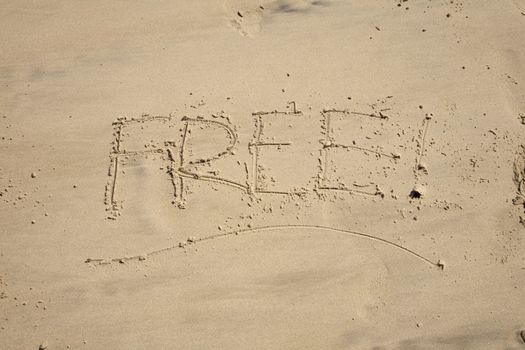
1, 0, 524, 349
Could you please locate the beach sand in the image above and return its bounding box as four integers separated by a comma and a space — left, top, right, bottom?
1, 0, 524, 349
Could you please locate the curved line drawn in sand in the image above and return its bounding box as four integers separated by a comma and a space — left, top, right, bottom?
318, 109, 400, 198
85, 224, 442, 269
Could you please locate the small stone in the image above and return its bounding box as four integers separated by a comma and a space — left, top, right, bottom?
31, 220, 36, 225
39, 341, 48, 350
520, 329, 525, 343
409, 185, 427, 199
31, 172, 37, 178
417, 162, 428, 172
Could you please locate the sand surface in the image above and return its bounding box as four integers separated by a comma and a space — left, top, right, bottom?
1, 0, 525, 349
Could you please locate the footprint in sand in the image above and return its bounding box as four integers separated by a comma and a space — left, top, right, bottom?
510, 0, 525, 14
223, 0, 266, 37
223, 0, 331, 37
